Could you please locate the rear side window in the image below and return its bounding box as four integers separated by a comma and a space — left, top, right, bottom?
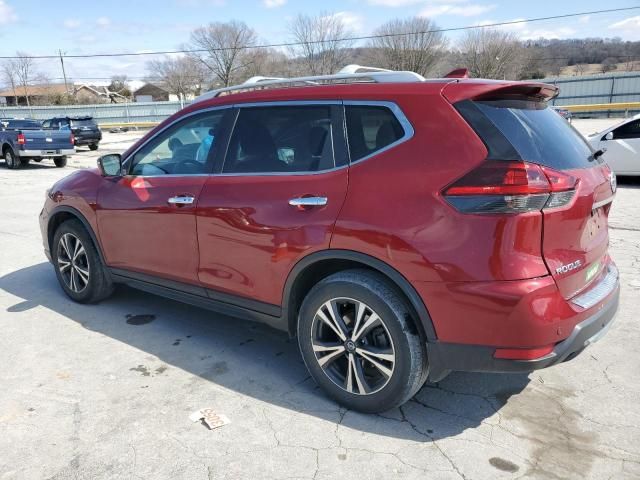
345, 105, 404, 162
612, 119, 640, 139
456, 99, 596, 170
3, 119, 41, 130
223, 105, 335, 174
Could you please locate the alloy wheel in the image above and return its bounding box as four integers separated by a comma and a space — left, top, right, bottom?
57, 233, 90, 293
310, 298, 396, 395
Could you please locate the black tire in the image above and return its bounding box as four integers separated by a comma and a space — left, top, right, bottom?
54, 156, 67, 168
89, 144, 99, 151
20, 158, 29, 166
5, 149, 20, 169
297, 269, 428, 413
52, 219, 114, 303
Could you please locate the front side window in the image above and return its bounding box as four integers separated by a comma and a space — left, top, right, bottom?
130, 110, 226, 176
223, 105, 335, 174
345, 105, 405, 162
612, 119, 640, 140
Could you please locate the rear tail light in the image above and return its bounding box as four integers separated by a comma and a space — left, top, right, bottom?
17, 133, 25, 145
443, 161, 577, 214
70, 133, 75, 145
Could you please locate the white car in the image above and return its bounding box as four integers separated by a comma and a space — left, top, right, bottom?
587, 115, 640, 176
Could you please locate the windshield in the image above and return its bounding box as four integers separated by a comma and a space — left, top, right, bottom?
457, 99, 597, 170
2, 119, 42, 130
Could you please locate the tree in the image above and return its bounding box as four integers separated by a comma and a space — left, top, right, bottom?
600, 57, 617, 74
189, 20, 257, 87
147, 56, 209, 99
108, 75, 131, 98
366, 17, 446, 76
1, 60, 18, 105
14, 52, 34, 107
287, 12, 355, 75
574, 63, 587, 75
459, 29, 524, 79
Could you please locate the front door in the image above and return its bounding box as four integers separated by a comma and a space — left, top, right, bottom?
604, 119, 640, 174
97, 108, 232, 284
196, 103, 349, 307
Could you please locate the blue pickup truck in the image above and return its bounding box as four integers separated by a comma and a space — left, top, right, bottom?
1, 118, 75, 169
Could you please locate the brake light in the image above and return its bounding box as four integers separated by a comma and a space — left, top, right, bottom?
70, 133, 75, 145
17, 133, 25, 145
443, 161, 577, 214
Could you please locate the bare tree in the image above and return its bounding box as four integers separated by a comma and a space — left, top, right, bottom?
14, 52, 34, 107
459, 29, 524, 79
574, 63, 587, 75
1, 60, 18, 105
366, 17, 446, 76
600, 57, 617, 74
189, 20, 257, 87
287, 13, 355, 75
147, 56, 209, 99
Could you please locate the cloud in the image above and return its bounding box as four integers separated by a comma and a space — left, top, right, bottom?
63, 18, 81, 29
96, 16, 111, 27
420, 2, 496, 17
609, 16, 640, 31
474, 18, 576, 40
578, 15, 590, 24
328, 11, 365, 32
367, 0, 427, 5
263, 0, 286, 7
0, 1, 17, 25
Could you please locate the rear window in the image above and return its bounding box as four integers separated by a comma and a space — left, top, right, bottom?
456, 99, 597, 170
2, 119, 42, 130
345, 105, 404, 162
70, 119, 96, 127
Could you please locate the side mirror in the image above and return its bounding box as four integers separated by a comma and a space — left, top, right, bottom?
604, 132, 614, 141
97, 154, 123, 176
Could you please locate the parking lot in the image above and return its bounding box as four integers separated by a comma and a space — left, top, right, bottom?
0, 120, 639, 479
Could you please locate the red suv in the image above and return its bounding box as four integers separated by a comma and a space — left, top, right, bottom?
39, 67, 620, 413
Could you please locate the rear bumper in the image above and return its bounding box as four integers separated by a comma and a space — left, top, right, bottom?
427, 283, 619, 381
18, 148, 75, 157
74, 137, 101, 145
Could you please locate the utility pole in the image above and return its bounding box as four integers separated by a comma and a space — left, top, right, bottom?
59, 49, 69, 96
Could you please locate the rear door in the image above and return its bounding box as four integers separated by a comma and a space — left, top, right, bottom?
195, 102, 349, 307
467, 99, 615, 299
605, 119, 640, 174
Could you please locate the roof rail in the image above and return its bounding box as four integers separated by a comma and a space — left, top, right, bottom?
193, 65, 426, 103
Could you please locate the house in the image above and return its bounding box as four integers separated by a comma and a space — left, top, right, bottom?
133, 83, 170, 102
0, 83, 69, 106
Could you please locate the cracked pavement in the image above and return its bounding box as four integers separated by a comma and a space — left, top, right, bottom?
0, 122, 639, 479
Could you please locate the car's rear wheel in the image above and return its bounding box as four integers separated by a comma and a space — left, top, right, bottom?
54, 156, 67, 168
5, 149, 19, 169
52, 219, 114, 303
297, 269, 428, 413
89, 144, 99, 151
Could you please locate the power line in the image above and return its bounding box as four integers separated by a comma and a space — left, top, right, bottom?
0, 6, 637, 60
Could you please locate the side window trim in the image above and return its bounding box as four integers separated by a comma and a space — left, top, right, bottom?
218, 101, 346, 176
122, 105, 234, 176
343, 100, 415, 165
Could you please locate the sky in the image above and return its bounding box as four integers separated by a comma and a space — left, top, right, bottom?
1, 0, 640, 85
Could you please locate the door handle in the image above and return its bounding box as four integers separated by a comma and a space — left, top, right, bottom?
288, 196, 328, 208
167, 195, 195, 205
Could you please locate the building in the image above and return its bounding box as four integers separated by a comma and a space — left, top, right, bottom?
133, 83, 170, 102
0, 83, 69, 106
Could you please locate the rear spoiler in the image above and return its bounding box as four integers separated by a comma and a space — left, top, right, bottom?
442, 81, 559, 104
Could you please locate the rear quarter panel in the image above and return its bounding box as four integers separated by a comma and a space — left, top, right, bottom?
331, 91, 549, 284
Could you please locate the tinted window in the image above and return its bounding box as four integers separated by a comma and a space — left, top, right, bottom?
345, 105, 404, 162
130, 110, 226, 176
70, 118, 96, 127
612, 119, 640, 139
223, 105, 335, 174
457, 99, 596, 170
2, 119, 42, 129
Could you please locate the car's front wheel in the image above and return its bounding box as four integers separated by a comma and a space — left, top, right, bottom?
52, 219, 114, 303
297, 270, 428, 413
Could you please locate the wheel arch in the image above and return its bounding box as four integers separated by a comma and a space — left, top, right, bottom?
282, 250, 437, 342
47, 206, 107, 266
